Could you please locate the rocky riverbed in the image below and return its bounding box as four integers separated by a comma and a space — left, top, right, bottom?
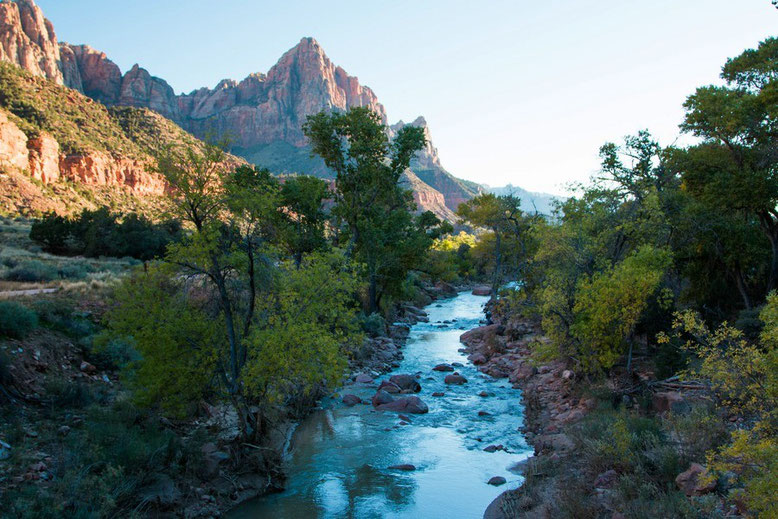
228, 290, 534, 519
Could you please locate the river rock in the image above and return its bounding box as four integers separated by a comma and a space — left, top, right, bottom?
487, 476, 506, 486
388, 464, 416, 471
342, 394, 362, 406
478, 391, 491, 397
371, 390, 395, 407
469, 353, 487, 365
432, 363, 454, 372
478, 410, 491, 416
377, 396, 429, 414
472, 285, 492, 296
444, 372, 467, 385
377, 380, 402, 394
389, 374, 421, 393
431, 392, 445, 397
484, 444, 504, 453
354, 373, 374, 384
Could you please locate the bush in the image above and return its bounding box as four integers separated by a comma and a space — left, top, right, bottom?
0, 301, 39, 338
4, 259, 58, 282
57, 262, 90, 280
360, 312, 386, 337
30, 208, 182, 260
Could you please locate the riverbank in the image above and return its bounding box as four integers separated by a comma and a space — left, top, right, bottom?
461, 295, 734, 519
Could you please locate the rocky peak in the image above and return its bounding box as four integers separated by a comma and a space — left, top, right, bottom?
0, 0, 63, 84
63, 44, 122, 104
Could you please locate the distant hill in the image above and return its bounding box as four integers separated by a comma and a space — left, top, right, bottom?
484, 184, 562, 215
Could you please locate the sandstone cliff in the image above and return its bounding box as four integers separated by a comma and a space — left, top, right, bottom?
0, 0, 485, 220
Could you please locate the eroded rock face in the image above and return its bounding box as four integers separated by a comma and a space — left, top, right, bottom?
0, 0, 64, 84
27, 131, 58, 183
66, 44, 122, 104
59, 152, 166, 195
0, 110, 29, 169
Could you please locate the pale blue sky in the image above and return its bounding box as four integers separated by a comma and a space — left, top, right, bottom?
37, 0, 777, 195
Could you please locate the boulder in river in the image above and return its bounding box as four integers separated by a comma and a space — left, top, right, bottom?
377, 380, 402, 394
444, 372, 468, 385
342, 394, 362, 406
472, 285, 492, 296
389, 374, 421, 393
483, 444, 504, 453
377, 396, 429, 414
372, 390, 395, 407
432, 363, 454, 372
431, 391, 445, 397
487, 476, 506, 486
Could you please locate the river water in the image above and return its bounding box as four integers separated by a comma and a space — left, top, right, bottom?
229, 292, 532, 519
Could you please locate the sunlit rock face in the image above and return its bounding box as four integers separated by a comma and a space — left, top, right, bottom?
0, 0, 65, 84
0, 0, 480, 219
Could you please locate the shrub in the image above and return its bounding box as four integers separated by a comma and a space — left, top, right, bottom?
4, 259, 58, 282
0, 301, 39, 338
57, 262, 90, 280
360, 312, 386, 337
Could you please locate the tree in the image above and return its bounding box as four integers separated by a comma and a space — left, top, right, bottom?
457, 193, 536, 293
278, 175, 330, 268
105, 142, 362, 441
675, 37, 778, 301
303, 107, 444, 313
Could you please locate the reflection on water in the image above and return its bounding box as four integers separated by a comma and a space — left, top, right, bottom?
228, 293, 532, 519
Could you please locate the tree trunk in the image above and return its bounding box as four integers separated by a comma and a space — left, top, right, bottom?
492, 229, 502, 295
368, 272, 378, 314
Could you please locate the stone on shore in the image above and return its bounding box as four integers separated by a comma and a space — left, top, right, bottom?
472, 285, 492, 296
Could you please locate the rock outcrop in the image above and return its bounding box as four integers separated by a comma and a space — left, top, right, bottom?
0, 0, 486, 218
0, 108, 166, 195
0, 0, 64, 85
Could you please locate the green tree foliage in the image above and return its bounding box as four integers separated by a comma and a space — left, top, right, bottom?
663, 295, 778, 515
30, 208, 182, 260
303, 107, 447, 312
103, 142, 362, 440
672, 37, 778, 302
571, 246, 672, 372
278, 175, 331, 267
457, 193, 539, 293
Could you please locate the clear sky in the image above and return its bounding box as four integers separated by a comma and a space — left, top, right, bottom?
37, 0, 777, 195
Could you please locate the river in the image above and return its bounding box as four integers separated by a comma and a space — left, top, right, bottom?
229, 292, 532, 519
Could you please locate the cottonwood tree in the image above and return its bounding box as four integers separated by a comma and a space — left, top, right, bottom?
106, 143, 360, 441
676, 37, 778, 302
303, 107, 445, 313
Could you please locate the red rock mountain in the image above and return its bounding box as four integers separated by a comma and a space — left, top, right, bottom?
0, 0, 482, 218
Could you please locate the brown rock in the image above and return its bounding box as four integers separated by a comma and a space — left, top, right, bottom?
676, 463, 716, 496
0, 0, 65, 85
27, 131, 59, 183
487, 476, 507, 486
0, 110, 29, 170
444, 372, 467, 385
389, 374, 421, 393
472, 285, 492, 296
371, 390, 394, 407
432, 363, 454, 372
376, 396, 428, 414
342, 394, 361, 407
377, 380, 402, 394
